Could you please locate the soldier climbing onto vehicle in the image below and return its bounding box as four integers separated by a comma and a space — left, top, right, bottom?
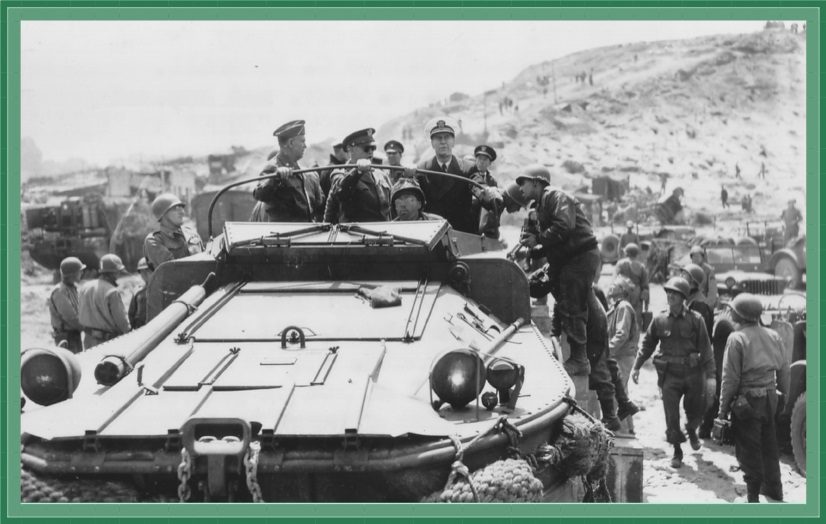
78, 254, 131, 349
252, 120, 325, 222
781, 198, 803, 246
717, 294, 790, 503
128, 257, 151, 330
47, 256, 86, 353
632, 277, 716, 469
518, 164, 601, 378
689, 245, 718, 309
613, 243, 649, 329
143, 193, 204, 272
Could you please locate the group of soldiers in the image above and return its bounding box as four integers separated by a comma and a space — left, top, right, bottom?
48, 193, 203, 352
46, 115, 793, 503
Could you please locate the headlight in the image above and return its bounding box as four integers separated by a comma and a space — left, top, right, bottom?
725, 277, 736, 289
429, 348, 486, 410
21, 347, 82, 406
486, 358, 525, 410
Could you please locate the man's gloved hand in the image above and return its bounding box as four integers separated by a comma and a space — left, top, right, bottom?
356, 158, 372, 173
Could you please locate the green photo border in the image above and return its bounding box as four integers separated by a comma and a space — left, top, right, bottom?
1, 1, 820, 521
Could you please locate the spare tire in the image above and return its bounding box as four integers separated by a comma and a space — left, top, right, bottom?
601, 234, 621, 263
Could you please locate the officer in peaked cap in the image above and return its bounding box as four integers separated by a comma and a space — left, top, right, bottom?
413, 116, 475, 233
78, 254, 132, 349
144, 193, 204, 272
468, 144, 501, 238
324, 128, 392, 223
632, 276, 715, 469
47, 257, 86, 353
252, 119, 324, 223
384, 140, 405, 184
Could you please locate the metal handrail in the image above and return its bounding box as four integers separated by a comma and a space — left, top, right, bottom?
206, 164, 488, 237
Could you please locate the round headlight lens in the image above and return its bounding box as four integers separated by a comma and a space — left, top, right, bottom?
21, 347, 81, 406
725, 277, 736, 289
430, 349, 486, 410
486, 359, 519, 391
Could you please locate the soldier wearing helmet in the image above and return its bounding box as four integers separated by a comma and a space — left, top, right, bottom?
143, 193, 204, 272
411, 117, 476, 234
680, 263, 713, 334
252, 120, 325, 223
77, 254, 131, 349
518, 164, 601, 377
619, 220, 640, 250
47, 257, 86, 353
128, 257, 151, 330
613, 242, 650, 330
632, 276, 715, 469
689, 245, 718, 308
606, 276, 642, 434
475, 180, 530, 242
390, 179, 442, 221
717, 293, 790, 503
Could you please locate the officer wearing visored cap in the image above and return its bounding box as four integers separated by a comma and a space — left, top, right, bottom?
252, 120, 324, 222
384, 140, 405, 184
468, 145, 503, 238
324, 128, 393, 223
412, 117, 475, 234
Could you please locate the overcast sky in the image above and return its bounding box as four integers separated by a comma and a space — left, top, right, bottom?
21, 20, 761, 165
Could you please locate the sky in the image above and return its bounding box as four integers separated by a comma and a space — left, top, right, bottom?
20, 19, 761, 166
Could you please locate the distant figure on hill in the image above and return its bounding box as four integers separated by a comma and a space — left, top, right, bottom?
741, 194, 753, 213
759, 162, 767, 180
781, 199, 803, 245
735, 162, 742, 179
659, 173, 668, 195
721, 186, 729, 208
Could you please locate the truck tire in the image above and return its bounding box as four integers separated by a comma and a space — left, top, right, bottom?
774, 257, 802, 289
601, 234, 620, 263
790, 392, 806, 477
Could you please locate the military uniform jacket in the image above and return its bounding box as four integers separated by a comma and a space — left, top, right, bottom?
78, 278, 131, 336
144, 223, 204, 271
325, 168, 392, 223
128, 285, 148, 330
417, 156, 475, 234
634, 305, 715, 379
535, 186, 599, 262
48, 281, 83, 334
252, 154, 325, 222
614, 258, 650, 302
320, 154, 347, 197
719, 325, 790, 418
606, 299, 639, 359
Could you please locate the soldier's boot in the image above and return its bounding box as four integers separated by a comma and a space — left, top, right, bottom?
747, 483, 761, 503
617, 400, 640, 421
608, 359, 639, 421
563, 342, 591, 377
599, 397, 622, 432
670, 445, 683, 469
686, 424, 701, 451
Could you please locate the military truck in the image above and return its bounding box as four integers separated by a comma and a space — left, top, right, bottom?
23, 193, 155, 275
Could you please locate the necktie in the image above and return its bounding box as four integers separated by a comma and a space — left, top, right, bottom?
441, 164, 448, 173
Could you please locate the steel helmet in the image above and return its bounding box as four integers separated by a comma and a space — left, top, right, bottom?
623, 242, 640, 257
391, 178, 426, 208
689, 245, 706, 259
503, 181, 530, 209
136, 257, 149, 271
681, 263, 706, 288
728, 293, 763, 323
663, 276, 690, 300
99, 254, 126, 274
515, 164, 551, 186
151, 193, 185, 222
59, 257, 86, 277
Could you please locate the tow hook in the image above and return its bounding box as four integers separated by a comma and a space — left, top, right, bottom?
181, 417, 251, 501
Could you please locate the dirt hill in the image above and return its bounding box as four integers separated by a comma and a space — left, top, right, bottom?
377, 28, 806, 234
